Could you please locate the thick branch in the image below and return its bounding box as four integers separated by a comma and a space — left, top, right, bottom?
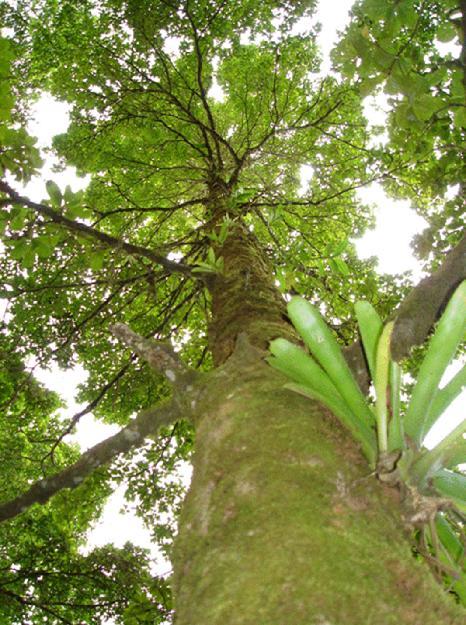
0, 180, 193, 278
0, 400, 180, 524
110, 322, 199, 389
345, 234, 466, 386
391, 234, 466, 361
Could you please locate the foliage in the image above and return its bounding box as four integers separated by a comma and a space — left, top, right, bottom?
0, 37, 43, 183
269, 282, 466, 601
333, 0, 465, 260
0, 0, 464, 622
0, 334, 170, 623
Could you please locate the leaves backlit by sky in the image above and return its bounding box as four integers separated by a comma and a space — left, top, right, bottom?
5, 0, 464, 576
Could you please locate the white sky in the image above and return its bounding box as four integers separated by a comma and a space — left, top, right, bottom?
2, 0, 464, 598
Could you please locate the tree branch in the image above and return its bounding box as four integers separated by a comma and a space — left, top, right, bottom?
41, 362, 133, 467
0, 400, 180, 524
345, 234, 466, 386
110, 323, 199, 389
391, 234, 466, 361
0, 180, 193, 278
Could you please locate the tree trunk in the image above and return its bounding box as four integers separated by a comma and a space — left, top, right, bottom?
172, 341, 464, 624
171, 219, 464, 624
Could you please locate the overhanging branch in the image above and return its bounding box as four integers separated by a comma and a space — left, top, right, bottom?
391, 234, 466, 361
0, 180, 193, 278
0, 400, 181, 524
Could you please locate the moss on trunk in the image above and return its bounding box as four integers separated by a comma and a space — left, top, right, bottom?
172, 339, 464, 625
209, 220, 295, 365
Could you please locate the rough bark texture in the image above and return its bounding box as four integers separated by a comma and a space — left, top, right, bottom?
391, 233, 466, 361
171, 216, 465, 624
209, 220, 296, 365
172, 340, 464, 625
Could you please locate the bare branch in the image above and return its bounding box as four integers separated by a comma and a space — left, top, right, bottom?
0, 180, 193, 278
0, 399, 181, 524
110, 323, 198, 389
41, 362, 132, 466
391, 234, 466, 361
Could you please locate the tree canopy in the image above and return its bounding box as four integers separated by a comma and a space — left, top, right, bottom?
0, 1, 465, 623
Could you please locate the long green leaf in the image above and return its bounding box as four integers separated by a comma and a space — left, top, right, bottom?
269, 338, 377, 465
432, 469, 466, 513
435, 514, 464, 564
388, 361, 403, 451
425, 363, 466, 434
354, 300, 383, 381
45, 180, 62, 208
435, 514, 466, 604
411, 419, 466, 487
284, 382, 377, 465
374, 321, 394, 453
404, 280, 466, 445
269, 338, 341, 397
287, 297, 374, 427
444, 438, 466, 469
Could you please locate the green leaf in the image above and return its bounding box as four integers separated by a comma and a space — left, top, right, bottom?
387, 361, 403, 452
10, 239, 29, 260
287, 297, 375, 427
325, 239, 348, 257
363, 0, 388, 21
412, 94, 441, 122
46, 180, 63, 208
436, 22, 457, 43
432, 469, 466, 513
21, 247, 36, 269
354, 300, 383, 381
423, 364, 466, 437
33, 237, 55, 259
9, 205, 28, 231
374, 321, 394, 453
372, 47, 395, 71
454, 107, 466, 129
404, 281, 466, 445
410, 419, 466, 487
64, 187, 87, 218
359, 75, 384, 97
435, 514, 464, 563
269, 338, 342, 401
269, 337, 377, 465
395, 0, 418, 28
88, 251, 106, 271
207, 247, 216, 264
192, 262, 218, 274
349, 31, 371, 59
333, 257, 350, 276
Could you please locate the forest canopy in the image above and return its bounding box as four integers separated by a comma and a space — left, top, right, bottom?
0, 1, 464, 624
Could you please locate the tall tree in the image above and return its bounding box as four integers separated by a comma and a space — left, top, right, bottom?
0, 1, 465, 623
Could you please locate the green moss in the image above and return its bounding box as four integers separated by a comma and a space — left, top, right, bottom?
172, 345, 465, 624
209, 221, 295, 364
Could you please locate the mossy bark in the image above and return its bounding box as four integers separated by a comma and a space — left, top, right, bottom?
208, 218, 295, 365
172, 341, 464, 624
171, 206, 464, 624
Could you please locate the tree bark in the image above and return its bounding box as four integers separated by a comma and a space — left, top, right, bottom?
170, 218, 465, 624
172, 339, 464, 624
209, 219, 295, 365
